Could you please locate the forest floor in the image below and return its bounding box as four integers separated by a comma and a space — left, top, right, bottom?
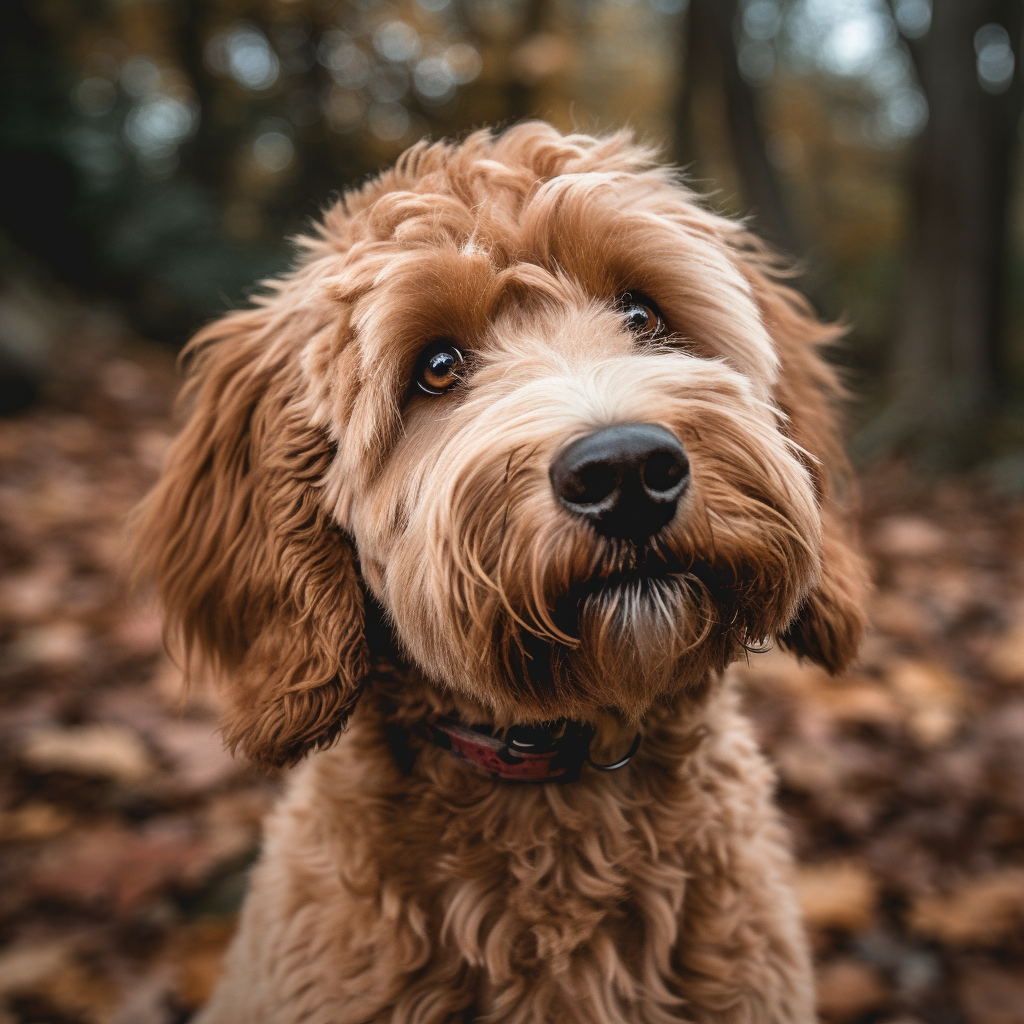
1, 327, 1024, 1024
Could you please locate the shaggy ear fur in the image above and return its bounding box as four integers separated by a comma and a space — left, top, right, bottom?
130, 298, 368, 768
742, 251, 870, 674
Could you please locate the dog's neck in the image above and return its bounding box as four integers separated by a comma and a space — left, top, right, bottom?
360, 656, 717, 799
365, 595, 647, 737
360, 591, 719, 785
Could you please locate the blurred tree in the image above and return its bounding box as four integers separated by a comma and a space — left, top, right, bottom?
505, 0, 549, 122
8, 0, 1024, 473
675, 0, 801, 257
873, 0, 1024, 461
0, 0, 498, 342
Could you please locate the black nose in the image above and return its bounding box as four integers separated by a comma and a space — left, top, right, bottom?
549, 423, 690, 540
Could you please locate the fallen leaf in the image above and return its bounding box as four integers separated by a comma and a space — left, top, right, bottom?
872, 515, 950, 558
795, 861, 877, 932
148, 656, 220, 716
109, 966, 177, 1024
986, 623, 1024, 684
735, 654, 901, 730
775, 739, 844, 793
151, 721, 238, 794
29, 821, 211, 914
957, 966, 1024, 1024
35, 963, 119, 1024
812, 679, 901, 728
166, 918, 237, 1010
908, 869, 1024, 945
869, 593, 934, 643
815, 957, 890, 1021
0, 939, 76, 997
0, 801, 73, 842
886, 659, 965, 747
7, 621, 90, 669
0, 563, 66, 624
21, 724, 157, 784
111, 604, 164, 656
100, 359, 147, 404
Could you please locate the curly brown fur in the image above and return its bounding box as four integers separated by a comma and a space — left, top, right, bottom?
130, 123, 869, 1022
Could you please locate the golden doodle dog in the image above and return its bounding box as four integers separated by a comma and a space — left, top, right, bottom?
133, 122, 869, 1023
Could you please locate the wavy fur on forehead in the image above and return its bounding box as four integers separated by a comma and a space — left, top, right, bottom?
131, 121, 868, 770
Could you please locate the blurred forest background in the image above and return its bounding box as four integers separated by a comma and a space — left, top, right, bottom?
4, 0, 1024, 467
4, 2, 1024, 1024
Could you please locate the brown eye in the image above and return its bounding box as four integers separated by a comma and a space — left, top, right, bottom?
618, 292, 665, 338
415, 342, 465, 395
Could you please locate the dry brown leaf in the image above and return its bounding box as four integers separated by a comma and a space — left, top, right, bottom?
0, 801, 73, 842
166, 918, 237, 1010
872, 515, 951, 558
869, 592, 934, 643
0, 939, 76, 997
0, 941, 119, 1024
813, 679, 901, 727
909, 869, 1024, 945
21, 724, 156, 784
111, 604, 164, 656
957, 966, 1024, 1024
986, 623, 1024, 684
732, 647, 825, 694
0, 563, 66, 624
735, 653, 901, 729
7, 621, 90, 669
39, 963, 119, 1024
109, 967, 176, 1024
29, 822, 211, 914
886, 659, 965, 746
795, 861, 877, 932
815, 957, 890, 1021
775, 740, 844, 793
153, 721, 238, 794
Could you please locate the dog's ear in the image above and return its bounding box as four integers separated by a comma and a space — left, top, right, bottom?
742, 255, 871, 674
130, 298, 368, 768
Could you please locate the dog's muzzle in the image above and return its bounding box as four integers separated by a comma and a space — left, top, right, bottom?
550, 423, 689, 541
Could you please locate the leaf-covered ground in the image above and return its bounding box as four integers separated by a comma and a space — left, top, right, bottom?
1, 333, 1023, 1024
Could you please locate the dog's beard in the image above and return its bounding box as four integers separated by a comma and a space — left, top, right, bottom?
489, 541, 746, 723
374, 465, 815, 724
372, 482, 814, 725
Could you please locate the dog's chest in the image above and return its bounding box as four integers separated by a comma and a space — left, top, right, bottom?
273, 730, 707, 1023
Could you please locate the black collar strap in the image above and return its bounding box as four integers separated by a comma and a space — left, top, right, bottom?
386, 716, 642, 784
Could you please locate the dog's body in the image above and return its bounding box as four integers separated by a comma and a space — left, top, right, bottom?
134, 124, 868, 1023
201, 680, 811, 1024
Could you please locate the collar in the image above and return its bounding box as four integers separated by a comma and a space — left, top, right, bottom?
387, 716, 642, 784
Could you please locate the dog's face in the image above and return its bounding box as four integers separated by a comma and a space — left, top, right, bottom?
134, 124, 869, 766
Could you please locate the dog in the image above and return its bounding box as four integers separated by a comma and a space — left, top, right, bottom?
132, 122, 869, 1023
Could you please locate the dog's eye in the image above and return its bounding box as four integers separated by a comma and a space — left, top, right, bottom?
617, 292, 665, 339
415, 342, 465, 395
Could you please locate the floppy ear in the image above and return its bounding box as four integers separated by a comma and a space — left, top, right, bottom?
742, 253, 871, 674
130, 297, 368, 768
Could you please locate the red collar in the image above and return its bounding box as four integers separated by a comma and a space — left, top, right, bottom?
388, 717, 642, 784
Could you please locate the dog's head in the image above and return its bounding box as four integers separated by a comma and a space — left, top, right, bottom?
133, 123, 869, 768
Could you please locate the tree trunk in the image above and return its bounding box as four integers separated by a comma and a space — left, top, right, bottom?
505, 0, 549, 124
875, 0, 1024, 461
674, 0, 801, 257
